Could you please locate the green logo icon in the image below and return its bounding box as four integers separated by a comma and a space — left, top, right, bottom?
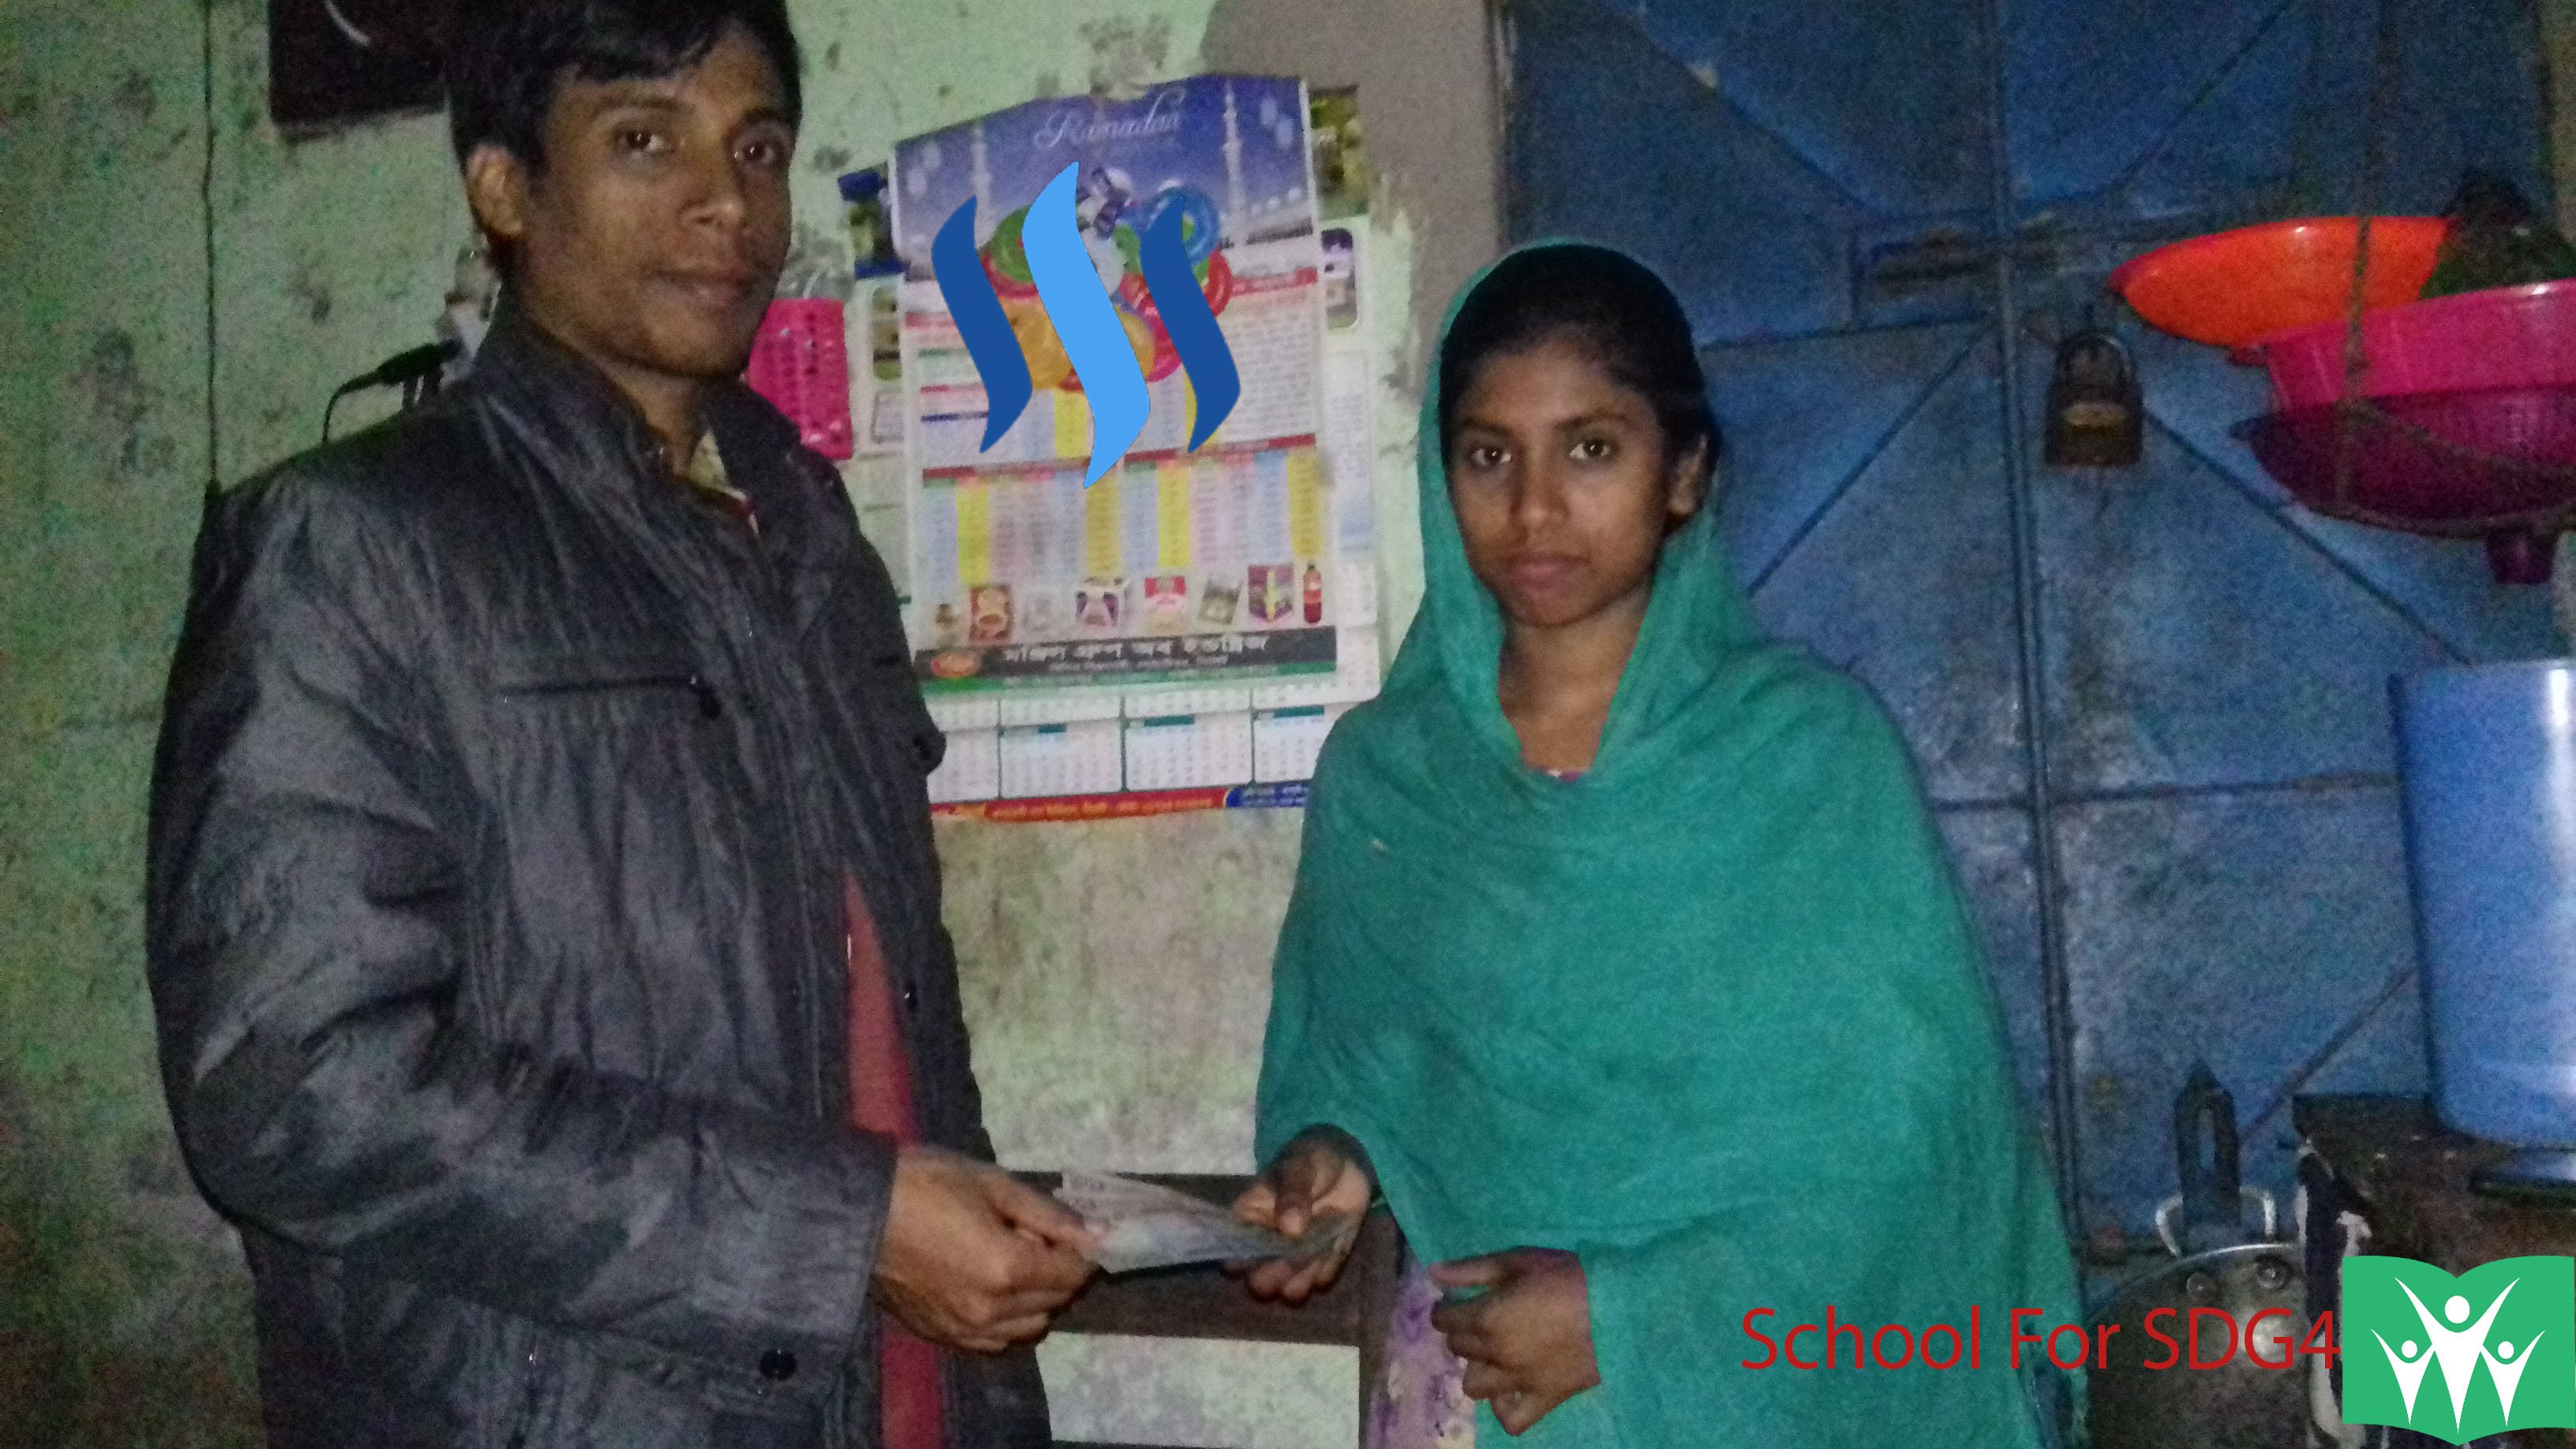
2341, 1255, 2575, 1443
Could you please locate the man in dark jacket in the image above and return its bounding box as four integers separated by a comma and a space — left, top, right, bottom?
143, 2, 1095, 1445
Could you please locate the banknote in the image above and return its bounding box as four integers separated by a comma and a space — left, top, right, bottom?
1056, 1170, 1360, 1275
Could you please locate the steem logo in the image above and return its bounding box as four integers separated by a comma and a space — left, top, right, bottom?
932, 161, 1241, 487
2342, 1255, 2575, 1443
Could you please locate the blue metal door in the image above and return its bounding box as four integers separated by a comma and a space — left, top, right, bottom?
1502, 0, 2563, 1255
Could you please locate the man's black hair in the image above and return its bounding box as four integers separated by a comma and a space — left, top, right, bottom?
1439, 244, 1722, 490
444, 0, 803, 167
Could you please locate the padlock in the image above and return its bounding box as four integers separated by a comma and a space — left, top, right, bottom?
2044, 329, 2144, 467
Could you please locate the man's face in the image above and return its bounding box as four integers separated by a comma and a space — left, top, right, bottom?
466, 24, 794, 390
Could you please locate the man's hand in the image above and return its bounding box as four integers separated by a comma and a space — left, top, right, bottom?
872, 1146, 1096, 1353
1230, 1129, 1372, 1304
1429, 1249, 1600, 1435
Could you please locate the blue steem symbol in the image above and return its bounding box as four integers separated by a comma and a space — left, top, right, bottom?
933, 162, 1241, 487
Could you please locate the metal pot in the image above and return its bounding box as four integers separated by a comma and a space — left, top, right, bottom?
2090, 1067, 2312, 1449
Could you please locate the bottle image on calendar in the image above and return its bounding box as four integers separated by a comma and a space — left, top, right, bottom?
1302, 562, 1324, 624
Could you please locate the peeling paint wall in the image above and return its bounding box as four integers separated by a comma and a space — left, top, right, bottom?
0, 0, 260, 1441
0, 0, 1489, 1442
942, 811, 1294, 1174
1201, 0, 1503, 367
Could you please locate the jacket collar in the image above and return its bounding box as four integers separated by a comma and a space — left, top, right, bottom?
468, 292, 807, 508
467, 289, 845, 625
468, 292, 671, 484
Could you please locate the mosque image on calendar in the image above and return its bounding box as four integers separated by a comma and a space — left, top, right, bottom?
890, 75, 1343, 691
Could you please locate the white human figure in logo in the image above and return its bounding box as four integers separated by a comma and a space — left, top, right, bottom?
2372, 1333, 2436, 1420
2481, 1332, 2540, 1421
2398, 1279, 2518, 1428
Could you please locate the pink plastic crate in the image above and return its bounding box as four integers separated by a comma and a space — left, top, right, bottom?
745, 298, 854, 461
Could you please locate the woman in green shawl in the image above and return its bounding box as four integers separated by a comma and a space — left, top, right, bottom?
1233, 242, 2079, 1444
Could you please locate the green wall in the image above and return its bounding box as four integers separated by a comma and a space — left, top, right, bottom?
2, 0, 249, 1440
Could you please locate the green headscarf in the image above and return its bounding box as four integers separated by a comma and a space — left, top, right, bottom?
1255, 242, 2079, 1446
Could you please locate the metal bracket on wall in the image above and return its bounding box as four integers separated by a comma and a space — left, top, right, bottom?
1863, 204, 2316, 300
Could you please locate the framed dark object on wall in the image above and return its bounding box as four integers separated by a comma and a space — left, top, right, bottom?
269, 0, 451, 130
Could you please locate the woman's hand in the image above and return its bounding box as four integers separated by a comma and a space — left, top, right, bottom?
1429, 1249, 1600, 1435
1230, 1128, 1373, 1303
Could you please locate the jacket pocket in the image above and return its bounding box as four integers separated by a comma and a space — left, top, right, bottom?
469, 646, 751, 1076
492, 657, 724, 720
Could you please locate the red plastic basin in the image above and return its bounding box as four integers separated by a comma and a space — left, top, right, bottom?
2109, 217, 2447, 349
2235, 280, 2576, 410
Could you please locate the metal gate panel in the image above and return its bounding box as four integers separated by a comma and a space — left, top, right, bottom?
1505, 0, 2559, 1240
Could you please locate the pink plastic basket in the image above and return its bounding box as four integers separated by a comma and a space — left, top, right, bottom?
2233, 279, 2576, 411
745, 298, 855, 461
2239, 386, 2576, 583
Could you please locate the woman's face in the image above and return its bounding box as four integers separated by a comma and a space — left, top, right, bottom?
1446, 335, 1704, 632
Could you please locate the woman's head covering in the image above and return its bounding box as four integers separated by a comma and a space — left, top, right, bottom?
1398, 241, 1752, 794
